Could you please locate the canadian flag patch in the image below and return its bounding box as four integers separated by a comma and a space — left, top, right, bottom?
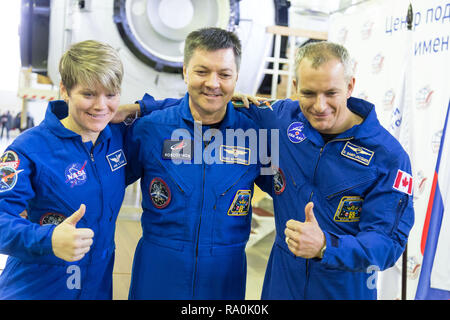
393, 169, 413, 195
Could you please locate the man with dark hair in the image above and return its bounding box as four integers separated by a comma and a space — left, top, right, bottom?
183, 27, 241, 69
124, 27, 264, 300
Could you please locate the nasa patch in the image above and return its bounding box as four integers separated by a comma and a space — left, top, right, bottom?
65, 161, 88, 188
149, 177, 171, 209
273, 167, 286, 195
228, 190, 251, 216
287, 122, 306, 143
106, 149, 127, 171
0, 150, 23, 193
40, 213, 66, 226
0, 166, 23, 193
334, 196, 363, 222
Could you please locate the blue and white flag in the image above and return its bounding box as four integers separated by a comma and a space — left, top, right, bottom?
415, 100, 450, 300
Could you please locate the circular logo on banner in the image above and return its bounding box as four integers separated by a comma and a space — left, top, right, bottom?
287, 122, 306, 143
416, 85, 434, 109
40, 213, 66, 226
273, 167, 286, 195
149, 177, 171, 209
371, 53, 384, 74
65, 161, 88, 188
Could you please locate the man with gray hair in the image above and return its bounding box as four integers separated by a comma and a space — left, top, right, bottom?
236, 40, 414, 299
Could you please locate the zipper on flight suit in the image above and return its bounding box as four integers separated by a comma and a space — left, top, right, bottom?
304, 136, 353, 298
78, 140, 101, 284
89, 147, 95, 162
192, 135, 211, 298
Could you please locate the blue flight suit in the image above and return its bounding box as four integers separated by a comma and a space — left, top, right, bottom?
126, 93, 262, 299
0, 101, 127, 299
238, 97, 415, 299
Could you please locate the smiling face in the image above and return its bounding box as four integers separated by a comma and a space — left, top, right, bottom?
60, 82, 120, 142
294, 57, 356, 134
183, 48, 238, 124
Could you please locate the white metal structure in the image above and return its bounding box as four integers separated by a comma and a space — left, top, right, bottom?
46, 0, 277, 105
256, 25, 328, 99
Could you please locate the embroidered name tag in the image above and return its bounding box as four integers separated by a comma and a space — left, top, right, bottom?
341, 142, 374, 166
106, 149, 127, 171
220, 145, 250, 165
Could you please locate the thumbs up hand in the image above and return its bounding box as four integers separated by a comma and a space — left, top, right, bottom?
51, 204, 94, 262
284, 202, 325, 259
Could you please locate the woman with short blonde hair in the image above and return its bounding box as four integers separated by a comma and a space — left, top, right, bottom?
0, 40, 130, 299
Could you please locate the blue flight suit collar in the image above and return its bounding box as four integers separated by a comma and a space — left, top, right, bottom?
178, 93, 237, 129
43, 100, 112, 143
299, 96, 379, 146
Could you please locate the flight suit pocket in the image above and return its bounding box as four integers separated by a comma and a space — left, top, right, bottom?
37, 169, 84, 216
141, 151, 193, 241
212, 166, 258, 246
324, 171, 378, 225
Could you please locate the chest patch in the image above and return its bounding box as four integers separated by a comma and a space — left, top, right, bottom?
106, 149, 127, 171
334, 196, 363, 222
228, 190, 251, 216
162, 139, 193, 161
287, 121, 306, 143
341, 142, 374, 166
220, 145, 250, 165
65, 161, 88, 188
149, 177, 171, 209
40, 213, 66, 226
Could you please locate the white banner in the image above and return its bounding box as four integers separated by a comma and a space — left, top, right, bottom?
329, 0, 450, 299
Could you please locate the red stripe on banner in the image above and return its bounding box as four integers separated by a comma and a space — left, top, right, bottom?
421, 171, 438, 255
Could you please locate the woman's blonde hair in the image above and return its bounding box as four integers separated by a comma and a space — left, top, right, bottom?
59, 40, 123, 94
